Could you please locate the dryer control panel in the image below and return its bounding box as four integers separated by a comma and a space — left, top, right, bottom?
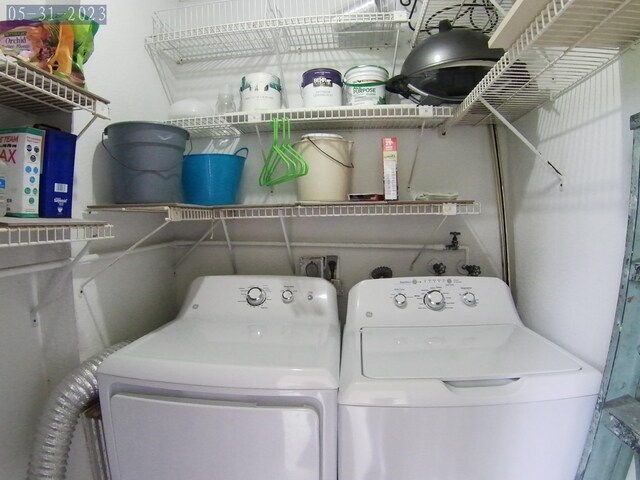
176, 275, 338, 324
346, 276, 521, 328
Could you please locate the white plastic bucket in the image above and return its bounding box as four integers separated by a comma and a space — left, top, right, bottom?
240, 72, 281, 111
344, 65, 389, 106
301, 68, 343, 108
294, 134, 354, 202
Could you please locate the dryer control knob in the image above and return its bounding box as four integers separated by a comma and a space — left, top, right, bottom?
462, 291, 477, 306
393, 293, 408, 308
281, 289, 294, 304
246, 287, 266, 306
424, 289, 446, 311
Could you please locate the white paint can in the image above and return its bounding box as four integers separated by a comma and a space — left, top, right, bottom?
301, 68, 343, 108
343, 65, 389, 106
240, 72, 282, 112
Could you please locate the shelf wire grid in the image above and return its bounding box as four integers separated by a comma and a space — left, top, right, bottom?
167, 105, 454, 137
146, 0, 407, 63
0, 223, 114, 248
88, 202, 481, 221
410, 0, 516, 47
448, 0, 640, 127
0, 54, 110, 118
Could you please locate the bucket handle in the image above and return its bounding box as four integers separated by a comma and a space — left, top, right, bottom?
101, 132, 193, 173
305, 137, 354, 169
234, 147, 249, 159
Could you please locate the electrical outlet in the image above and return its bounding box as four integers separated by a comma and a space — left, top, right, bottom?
299, 255, 339, 281
325, 255, 339, 281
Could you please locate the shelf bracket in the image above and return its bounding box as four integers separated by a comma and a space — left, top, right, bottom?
220, 218, 237, 274
407, 120, 428, 194
479, 97, 564, 189
75, 114, 99, 139
279, 213, 296, 275
79, 219, 172, 294
174, 220, 220, 271
409, 215, 448, 271
31, 242, 92, 325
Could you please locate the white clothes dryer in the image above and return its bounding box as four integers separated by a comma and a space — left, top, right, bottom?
98, 275, 340, 480
338, 276, 600, 480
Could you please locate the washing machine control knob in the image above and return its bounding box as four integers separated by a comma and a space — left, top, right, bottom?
462, 291, 477, 306
393, 293, 408, 308
424, 289, 446, 311
281, 289, 294, 304
246, 287, 266, 306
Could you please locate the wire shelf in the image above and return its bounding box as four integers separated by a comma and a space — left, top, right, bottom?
87, 201, 481, 221
447, 0, 640, 127
0, 53, 110, 118
146, 0, 407, 63
0, 219, 114, 248
410, 0, 516, 47
168, 105, 454, 137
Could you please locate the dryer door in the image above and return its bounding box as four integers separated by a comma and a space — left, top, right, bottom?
108, 393, 320, 480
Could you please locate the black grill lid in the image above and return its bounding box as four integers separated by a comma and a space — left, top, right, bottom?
387, 20, 504, 105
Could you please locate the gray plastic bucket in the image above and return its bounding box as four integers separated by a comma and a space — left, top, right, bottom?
103, 122, 190, 203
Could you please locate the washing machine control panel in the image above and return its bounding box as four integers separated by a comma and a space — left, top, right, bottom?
349, 276, 519, 327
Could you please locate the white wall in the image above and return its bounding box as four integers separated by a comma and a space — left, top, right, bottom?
0, 1, 179, 478
13, 0, 638, 478
505, 45, 640, 371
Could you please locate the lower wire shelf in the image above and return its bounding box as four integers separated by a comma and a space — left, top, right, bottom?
0, 218, 114, 248
86, 201, 481, 221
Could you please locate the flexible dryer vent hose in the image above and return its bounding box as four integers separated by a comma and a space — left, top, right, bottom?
26, 341, 130, 480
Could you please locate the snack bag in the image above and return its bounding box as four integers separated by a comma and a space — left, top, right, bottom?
0, 14, 98, 89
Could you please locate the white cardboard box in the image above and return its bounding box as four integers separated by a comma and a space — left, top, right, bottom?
382, 137, 398, 201
0, 127, 44, 217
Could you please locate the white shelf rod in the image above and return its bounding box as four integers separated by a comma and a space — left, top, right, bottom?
174, 220, 220, 270
79, 220, 172, 294
478, 97, 563, 188
31, 242, 92, 323
279, 214, 296, 275
221, 218, 237, 274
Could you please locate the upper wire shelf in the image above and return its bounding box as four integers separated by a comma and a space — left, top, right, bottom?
146, 0, 408, 63
0, 218, 114, 248
87, 201, 481, 222
445, 0, 640, 127
409, 0, 516, 48
0, 53, 110, 118
168, 105, 454, 138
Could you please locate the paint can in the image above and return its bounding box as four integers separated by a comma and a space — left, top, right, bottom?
301, 68, 343, 108
343, 65, 389, 106
240, 72, 282, 112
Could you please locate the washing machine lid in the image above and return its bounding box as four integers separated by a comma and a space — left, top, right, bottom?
361, 324, 582, 381
99, 317, 340, 390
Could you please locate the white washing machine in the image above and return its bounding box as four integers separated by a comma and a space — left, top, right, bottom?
339, 276, 601, 480
98, 275, 340, 480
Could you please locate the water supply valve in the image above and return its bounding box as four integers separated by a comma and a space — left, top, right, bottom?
447, 232, 460, 250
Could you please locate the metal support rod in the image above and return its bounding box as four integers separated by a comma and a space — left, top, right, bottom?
79, 220, 172, 294
407, 120, 427, 193
173, 220, 220, 271
31, 242, 92, 320
479, 97, 564, 187
279, 214, 296, 274
409, 216, 448, 270
410, 0, 431, 48
390, 26, 401, 78
76, 115, 98, 139
221, 218, 237, 274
